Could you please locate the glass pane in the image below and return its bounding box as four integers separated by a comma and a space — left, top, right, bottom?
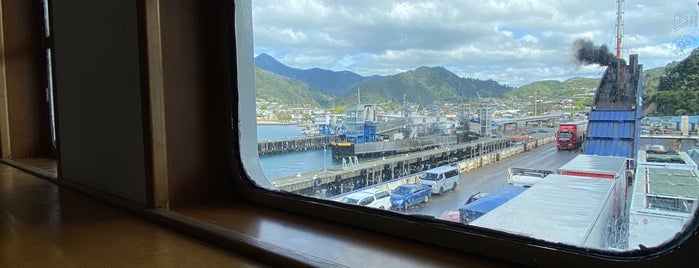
243, 0, 699, 252
43, 0, 57, 150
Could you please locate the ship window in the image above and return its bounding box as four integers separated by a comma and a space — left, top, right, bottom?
235, 0, 699, 259
419, 172, 439, 181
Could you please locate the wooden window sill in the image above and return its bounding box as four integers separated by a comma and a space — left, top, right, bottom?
1, 158, 505, 266
171, 202, 508, 267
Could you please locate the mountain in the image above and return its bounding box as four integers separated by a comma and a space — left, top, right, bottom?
338, 66, 514, 107
254, 67, 334, 108
254, 53, 299, 79
255, 49, 699, 115
255, 53, 376, 96
505, 77, 599, 100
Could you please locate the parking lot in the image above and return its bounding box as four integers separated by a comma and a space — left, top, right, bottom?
409, 142, 580, 218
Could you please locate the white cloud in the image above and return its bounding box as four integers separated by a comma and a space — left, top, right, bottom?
252, 0, 699, 86
519, 34, 539, 43
502, 30, 514, 38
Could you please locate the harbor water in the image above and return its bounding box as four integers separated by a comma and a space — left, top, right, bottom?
258, 125, 342, 180
256, 124, 305, 140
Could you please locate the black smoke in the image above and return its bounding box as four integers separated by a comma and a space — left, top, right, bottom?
573, 38, 625, 67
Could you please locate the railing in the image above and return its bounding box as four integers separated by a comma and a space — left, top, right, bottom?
376, 117, 411, 133
354, 136, 457, 154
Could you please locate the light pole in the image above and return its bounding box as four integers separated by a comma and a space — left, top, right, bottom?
534, 93, 537, 116
323, 144, 327, 172
529, 94, 537, 117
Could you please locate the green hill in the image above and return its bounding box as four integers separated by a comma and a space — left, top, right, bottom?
506, 77, 599, 100
641, 61, 680, 115
648, 49, 699, 116
337, 66, 513, 108
254, 67, 334, 108
253, 53, 696, 115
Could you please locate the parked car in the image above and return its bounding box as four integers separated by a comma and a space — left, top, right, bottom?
506, 140, 524, 147
390, 184, 431, 211
438, 210, 461, 223
418, 165, 460, 195
339, 188, 391, 210
506, 167, 554, 188
647, 144, 666, 153
465, 192, 489, 205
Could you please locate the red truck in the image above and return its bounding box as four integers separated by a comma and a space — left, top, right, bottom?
555, 121, 587, 150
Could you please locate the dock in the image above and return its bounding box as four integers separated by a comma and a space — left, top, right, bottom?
257, 135, 341, 155
271, 135, 555, 197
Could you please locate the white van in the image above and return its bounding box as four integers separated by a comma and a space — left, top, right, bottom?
418, 165, 460, 195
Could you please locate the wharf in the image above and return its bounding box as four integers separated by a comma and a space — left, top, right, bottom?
272, 135, 555, 197
258, 135, 342, 155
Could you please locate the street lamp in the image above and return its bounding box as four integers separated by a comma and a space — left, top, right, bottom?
529, 94, 537, 116
323, 144, 327, 172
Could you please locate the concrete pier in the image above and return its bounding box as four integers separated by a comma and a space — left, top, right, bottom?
271, 136, 555, 197
258, 136, 341, 155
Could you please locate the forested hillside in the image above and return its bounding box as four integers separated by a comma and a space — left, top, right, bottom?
336, 66, 513, 108
255, 67, 334, 108
505, 78, 599, 100
646, 49, 699, 116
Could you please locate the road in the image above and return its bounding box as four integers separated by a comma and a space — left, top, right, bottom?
409, 141, 581, 217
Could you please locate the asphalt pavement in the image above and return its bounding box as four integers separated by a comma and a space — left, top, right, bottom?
409, 142, 581, 217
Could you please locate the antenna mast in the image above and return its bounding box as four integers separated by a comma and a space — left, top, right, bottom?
356, 87, 360, 123
616, 0, 624, 59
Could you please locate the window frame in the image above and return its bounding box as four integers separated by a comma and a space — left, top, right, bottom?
0, 0, 55, 162
225, 0, 699, 265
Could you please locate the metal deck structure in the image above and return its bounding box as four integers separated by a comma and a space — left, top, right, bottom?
629, 154, 699, 249
584, 55, 642, 162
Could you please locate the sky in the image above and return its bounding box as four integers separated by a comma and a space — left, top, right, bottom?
252, 0, 699, 87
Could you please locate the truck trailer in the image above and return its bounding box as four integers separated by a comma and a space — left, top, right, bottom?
470, 174, 624, 250
556, 121, 588, 150
558, 154, 630, 238
558, 154, 629, 208
459, 185, 526, 224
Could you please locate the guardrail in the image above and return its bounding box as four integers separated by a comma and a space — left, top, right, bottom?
326, 135, 555, 201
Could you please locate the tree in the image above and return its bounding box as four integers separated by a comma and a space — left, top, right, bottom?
302, 114, 314, 123
573, 97, 592, 111
653, 48, 699, 115
332, 106, 346, 114
276, 112, 292, 122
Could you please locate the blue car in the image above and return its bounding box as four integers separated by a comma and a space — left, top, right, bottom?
390, 184, 431, 211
